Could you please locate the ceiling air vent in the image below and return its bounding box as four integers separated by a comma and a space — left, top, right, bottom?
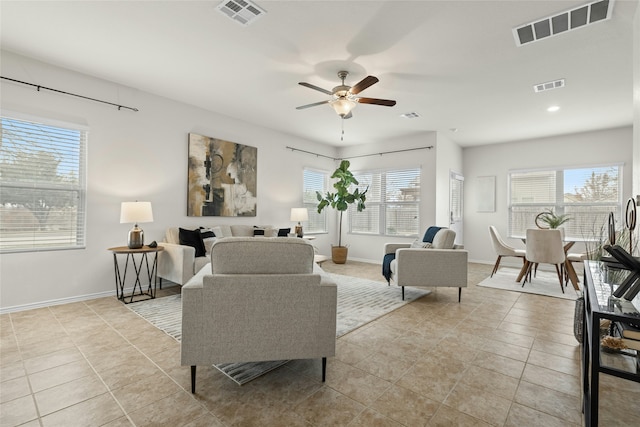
534, 78, 565, 93
216, 0, 266, 26
513, 0, 613, 46
400, 112, 420, 119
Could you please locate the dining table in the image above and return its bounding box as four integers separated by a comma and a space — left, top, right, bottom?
515, 238, 581, 291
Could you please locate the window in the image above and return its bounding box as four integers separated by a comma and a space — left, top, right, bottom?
0, 115, 87, 252
303, 168, 328, 233
508, 164, 622, 240
349, 167, 421, 236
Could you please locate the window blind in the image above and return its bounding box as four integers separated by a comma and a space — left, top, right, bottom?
303, 168, 327, 233
508, 165, 621, 240
350, 167, 421, 236
0, 116, 87, 252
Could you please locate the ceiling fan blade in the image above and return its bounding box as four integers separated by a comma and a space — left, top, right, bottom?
350, 75, 379, 94
296, 100, 330, 110
298, 82, 333, 95
356, 97, 397, 107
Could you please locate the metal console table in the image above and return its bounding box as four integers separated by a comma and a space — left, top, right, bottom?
108, 245, 164, 304
583, 260, 640, 426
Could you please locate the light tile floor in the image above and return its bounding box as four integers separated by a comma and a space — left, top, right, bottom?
1, 262, 639, 426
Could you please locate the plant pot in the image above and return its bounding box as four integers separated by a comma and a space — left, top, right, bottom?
332, 246, 348, 264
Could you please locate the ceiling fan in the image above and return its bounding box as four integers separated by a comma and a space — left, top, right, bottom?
296, 71, 396, 119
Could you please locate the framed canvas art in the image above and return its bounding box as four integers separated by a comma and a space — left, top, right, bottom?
187, 133, 257, 217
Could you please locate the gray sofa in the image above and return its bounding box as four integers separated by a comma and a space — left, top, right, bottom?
157, 224, 283, 286
180, 237, 337, 392
384, 228, 468, 301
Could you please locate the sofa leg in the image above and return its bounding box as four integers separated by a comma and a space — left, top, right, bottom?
159, 277, 163, 289
191, 366, 196, 393
402, 286, 405, 301
458, 287, 462, 302
322, 357, 327, 382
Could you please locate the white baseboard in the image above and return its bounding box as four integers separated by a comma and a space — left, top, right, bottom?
0, 283, 179, 314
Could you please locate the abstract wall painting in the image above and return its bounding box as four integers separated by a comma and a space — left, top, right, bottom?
187, 133, 257, 217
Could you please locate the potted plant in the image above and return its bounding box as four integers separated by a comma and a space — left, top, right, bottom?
535, 209, 571, 229
316, 160, 367, 264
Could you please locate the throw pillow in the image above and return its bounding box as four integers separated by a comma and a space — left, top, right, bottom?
199, 227, 215, 239
253, 228, 265, 236
212, 225, 232, 238
179, 228, 206, 257
277, 227, 291, 237
410, 240, 432, 249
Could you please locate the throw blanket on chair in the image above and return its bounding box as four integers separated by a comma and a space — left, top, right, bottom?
382, 253, 395, 283
382, 226, 443, 283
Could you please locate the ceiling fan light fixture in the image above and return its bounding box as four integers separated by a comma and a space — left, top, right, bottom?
330, 98, 357, 117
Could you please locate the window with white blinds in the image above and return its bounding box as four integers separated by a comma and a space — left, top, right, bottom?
508, 164, 622, 240
303, 168, 328, 233
0, 115, 87, 252
349, 167, 421, 236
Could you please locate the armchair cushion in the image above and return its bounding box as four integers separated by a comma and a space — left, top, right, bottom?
432, 229, 456, 249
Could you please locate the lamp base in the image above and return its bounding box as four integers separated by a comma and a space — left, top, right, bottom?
128, 225, 144, 249
295, 224, 303, 238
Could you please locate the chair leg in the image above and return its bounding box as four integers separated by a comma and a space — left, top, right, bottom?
322, 357, 327, 382
191, 366, 196, 393
491, 256, 502, 277
554, 264, 565, 293
458, 287, 462, 302
521, 262, 533, 287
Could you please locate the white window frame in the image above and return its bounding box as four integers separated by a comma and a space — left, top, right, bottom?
1, 113, 88, 253
349, 167, 421, 237
508, 163, 622, 241
303, 167, 328, 234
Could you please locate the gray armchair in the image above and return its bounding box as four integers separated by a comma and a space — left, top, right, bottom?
181, 237, 337, 393
384, 229, 468, 301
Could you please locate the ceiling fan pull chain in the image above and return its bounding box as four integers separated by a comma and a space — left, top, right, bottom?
341, 118, 345, 141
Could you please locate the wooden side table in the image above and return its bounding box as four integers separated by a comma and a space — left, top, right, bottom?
108, 246, 164, 304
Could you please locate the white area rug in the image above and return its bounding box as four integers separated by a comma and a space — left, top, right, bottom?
477, 267, 581, 300
128, 273, 429, 384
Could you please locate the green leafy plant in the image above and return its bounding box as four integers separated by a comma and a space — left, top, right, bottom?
316, 160, 367, 247
535, 209, 571, 229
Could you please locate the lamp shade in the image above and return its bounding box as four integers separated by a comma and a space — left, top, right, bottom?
330, 98, 356, 117
120, 201, 154, 224
290, 207, 309, 222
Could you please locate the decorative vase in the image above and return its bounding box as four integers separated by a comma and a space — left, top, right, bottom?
332, 246, 348, 264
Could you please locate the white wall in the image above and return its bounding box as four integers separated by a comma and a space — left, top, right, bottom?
0, 51, 338, 311
434, 132, 464, 239
463, 126, 633, 267
335, 131, 463, 263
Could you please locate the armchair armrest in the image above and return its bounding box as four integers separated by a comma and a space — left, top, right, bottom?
384, 242, 411, 255
158, 242, 197, 285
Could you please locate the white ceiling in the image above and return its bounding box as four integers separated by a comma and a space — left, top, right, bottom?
0, 0, 636, 148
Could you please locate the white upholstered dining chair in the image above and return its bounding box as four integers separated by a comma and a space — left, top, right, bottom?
488, 226, 526, 277
522, 228, 566, 293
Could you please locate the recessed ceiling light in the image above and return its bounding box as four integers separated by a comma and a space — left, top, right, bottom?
547, 105, 560, 112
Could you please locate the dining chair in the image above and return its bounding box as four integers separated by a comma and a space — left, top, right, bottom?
488, 225, 526, 277
522, 228, 566, 293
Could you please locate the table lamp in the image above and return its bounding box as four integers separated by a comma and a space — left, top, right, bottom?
120, 201, 154, 249
290, 207, 309, 238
